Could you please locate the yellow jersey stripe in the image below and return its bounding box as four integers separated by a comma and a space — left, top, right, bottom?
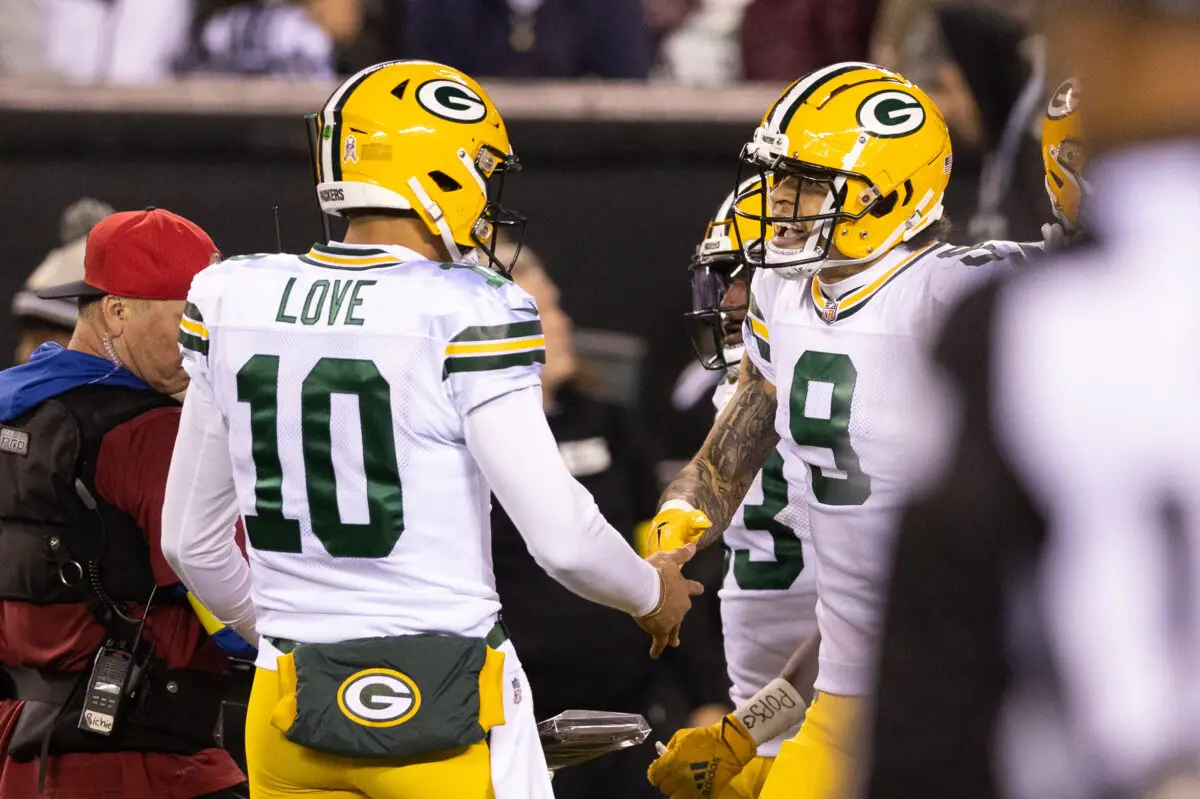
811, 243, 938, 321
748, 315, 770, 342
841, 244, 936, 309
304, 250, 402, 267
445, 336, 546, 357
180, 316, 209, 338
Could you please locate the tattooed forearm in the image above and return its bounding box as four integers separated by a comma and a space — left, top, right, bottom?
661, 354, 779, 548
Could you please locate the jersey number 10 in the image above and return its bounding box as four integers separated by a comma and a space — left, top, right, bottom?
236, 354, 405, 558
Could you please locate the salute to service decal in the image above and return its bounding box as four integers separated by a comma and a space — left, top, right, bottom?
856, 90, 926, 138
416, 80, 488, 123
337, 668, 422, 727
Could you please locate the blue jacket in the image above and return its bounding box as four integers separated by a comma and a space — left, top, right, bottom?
0, 342, 151, 423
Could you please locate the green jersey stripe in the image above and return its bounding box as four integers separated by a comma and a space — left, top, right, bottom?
450, 320, 543, 343
443, 349, 545, 377
184, 302, 204, 324
179, 330, 209, 356
755, 335, 771, 363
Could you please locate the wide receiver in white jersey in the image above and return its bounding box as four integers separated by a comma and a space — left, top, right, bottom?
159, 60, 702, 799
644, 62, 1041, 799
650, 182, 820, 799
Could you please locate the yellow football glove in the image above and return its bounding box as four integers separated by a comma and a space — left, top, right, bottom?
647, 715, 757, 799
644, 504, 712, 556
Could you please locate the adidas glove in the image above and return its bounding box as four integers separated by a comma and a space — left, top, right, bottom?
647, 715, 756, 799
644, 501, 712, 556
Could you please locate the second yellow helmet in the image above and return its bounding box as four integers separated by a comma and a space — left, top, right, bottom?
1042, 78, 1086, 231
734, 62, 952, 279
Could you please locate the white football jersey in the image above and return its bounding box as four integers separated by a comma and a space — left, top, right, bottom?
744, 239, 1037, 696
712, 350, 819, 757
179, 242, 545, 659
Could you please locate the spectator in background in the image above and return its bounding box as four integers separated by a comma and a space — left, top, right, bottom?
644, 0, 698, 54
403, 0, 653, 79
41, 0, 191, 83
11, 198, 113, 365
898, 4, 1047, 242
870, 0, 1041, 67
489, 240, 730, 799
739, 0, 881, 81
655, 0, 752, 85
178, 0, 362, 79
0, 0, 45, 76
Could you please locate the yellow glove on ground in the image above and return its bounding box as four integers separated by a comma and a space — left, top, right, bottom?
647, 715, 757, 799
644, 504, 712, 556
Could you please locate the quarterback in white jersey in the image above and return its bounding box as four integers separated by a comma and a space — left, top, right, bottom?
647, 63, 1039, 799
161, 60, 701, 799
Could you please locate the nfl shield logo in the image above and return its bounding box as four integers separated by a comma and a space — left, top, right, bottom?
512, 677, 522, 705
823, 300, 838, 323
343, 134, 358, 164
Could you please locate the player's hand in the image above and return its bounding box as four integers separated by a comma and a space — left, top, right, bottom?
644, 505, 712, 556
647, 714, 757, 798
635, 544, 704, 658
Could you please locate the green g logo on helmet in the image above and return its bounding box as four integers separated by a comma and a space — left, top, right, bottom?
416, 79, 488, 123
856, 90, 926, 138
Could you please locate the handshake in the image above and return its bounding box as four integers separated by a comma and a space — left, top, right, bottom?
633, 505, 714, 658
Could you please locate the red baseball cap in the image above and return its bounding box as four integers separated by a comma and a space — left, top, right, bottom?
38, 207, 220, 301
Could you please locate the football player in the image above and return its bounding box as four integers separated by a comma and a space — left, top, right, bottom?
645, 62, 1040, 799
649, 181, 820, 799
160, 60, 702, 799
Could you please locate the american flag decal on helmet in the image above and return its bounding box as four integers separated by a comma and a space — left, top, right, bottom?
944, 153, 953, 174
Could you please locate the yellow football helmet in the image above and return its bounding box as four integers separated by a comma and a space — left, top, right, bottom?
314, 60, 523, 268
734, 62, 952, 279
688, 177, 764, 370
1042, 78, 1086, 232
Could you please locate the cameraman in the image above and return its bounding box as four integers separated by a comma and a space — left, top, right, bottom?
0, 208, 246, 798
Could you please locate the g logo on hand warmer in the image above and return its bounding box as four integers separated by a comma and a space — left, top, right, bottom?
337, 668, 422, 727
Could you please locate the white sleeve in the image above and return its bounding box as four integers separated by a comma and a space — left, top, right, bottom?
161, 373, 257, 643
743, 271, 776, 385
464, 386, 661, 617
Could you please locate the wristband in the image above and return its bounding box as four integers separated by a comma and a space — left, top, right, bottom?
636, 567, 668, 620
731, 678, 807, 746
659, 499, 695, 513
